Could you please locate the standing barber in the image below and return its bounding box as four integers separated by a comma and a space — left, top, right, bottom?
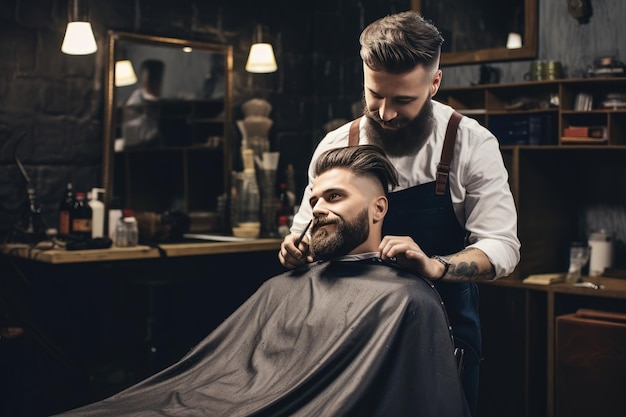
278, 11, 520, 416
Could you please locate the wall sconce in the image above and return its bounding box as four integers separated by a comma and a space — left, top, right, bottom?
61, 0, 97, 55
115, 60, 137, 87
506, 32, 522, 49
245, 25, 277, 73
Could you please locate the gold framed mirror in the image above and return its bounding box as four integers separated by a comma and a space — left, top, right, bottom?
411, 0, 537, 66
102, 31, 233, 232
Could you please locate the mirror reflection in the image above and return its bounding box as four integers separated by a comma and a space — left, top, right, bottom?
412, 0, 537, 65
103, 31, 233, 235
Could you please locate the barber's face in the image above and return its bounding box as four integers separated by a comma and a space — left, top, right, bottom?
308, 168, 373, 260
362, 64, 441, 156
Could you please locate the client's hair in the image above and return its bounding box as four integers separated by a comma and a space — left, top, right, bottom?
314, 145, 399, 193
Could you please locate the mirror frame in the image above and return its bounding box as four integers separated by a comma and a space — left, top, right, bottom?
411, 0, 537, 66
102, 30, 233, 216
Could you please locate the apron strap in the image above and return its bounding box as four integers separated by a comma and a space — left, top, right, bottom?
348, 117, 361, 146
348, 112, 463, 196
436, 111, 463, 195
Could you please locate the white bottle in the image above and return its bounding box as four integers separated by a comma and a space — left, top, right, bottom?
588, 230, 613, 277
89, 187, 105, 238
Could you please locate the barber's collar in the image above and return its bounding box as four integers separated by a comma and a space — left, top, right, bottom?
332, 252, 381, 262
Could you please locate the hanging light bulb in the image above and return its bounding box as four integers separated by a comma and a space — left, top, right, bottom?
115, 60, 137, 87
61, 0, 97, 55
245, 25, 277, 73
246, 43, 277, 73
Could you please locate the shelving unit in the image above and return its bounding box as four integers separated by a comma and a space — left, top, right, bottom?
112, 97, 230, 225
437, 77, 626, 281
439, 78, 626, 417
437, 77, 626, 146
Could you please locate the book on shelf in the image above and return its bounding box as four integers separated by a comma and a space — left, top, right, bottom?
563, 125, 607, 138
574, 92, 593, 111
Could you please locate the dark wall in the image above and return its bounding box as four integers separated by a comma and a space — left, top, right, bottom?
0, 0, 413, 238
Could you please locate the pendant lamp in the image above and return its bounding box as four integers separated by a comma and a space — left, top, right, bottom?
245, 25, 277, 73
61, 0, 97, 55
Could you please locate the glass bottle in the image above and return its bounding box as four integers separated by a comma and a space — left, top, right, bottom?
123, 209, 139, 247
71, 192, 92, 240
58, 182, 74, 236
17, 186, 47, 243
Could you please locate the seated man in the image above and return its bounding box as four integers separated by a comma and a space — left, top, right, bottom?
54, 145, 469, 417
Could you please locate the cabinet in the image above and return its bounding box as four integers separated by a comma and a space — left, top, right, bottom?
437, 79, 626, 417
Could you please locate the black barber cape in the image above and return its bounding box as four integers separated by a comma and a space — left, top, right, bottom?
54, 258, 470, 417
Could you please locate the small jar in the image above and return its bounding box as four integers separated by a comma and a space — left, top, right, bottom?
125, 216, 139, 247
114, 217, 128, 247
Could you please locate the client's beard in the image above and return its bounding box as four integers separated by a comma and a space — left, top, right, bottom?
310, 209, 370, 260
363, 98, 435, 157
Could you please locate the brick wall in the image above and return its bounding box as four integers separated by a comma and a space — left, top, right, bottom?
0, 0, 413, 238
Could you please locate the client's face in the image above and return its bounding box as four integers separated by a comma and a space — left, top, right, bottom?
308, 168, 373, 260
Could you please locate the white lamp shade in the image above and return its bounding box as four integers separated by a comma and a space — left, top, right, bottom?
246, 43, 277, 73
61, 21, 97, 55
115, 60, 138, 87
506, 32, 523, 49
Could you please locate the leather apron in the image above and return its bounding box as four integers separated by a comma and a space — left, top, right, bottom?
349, 114, 481, 414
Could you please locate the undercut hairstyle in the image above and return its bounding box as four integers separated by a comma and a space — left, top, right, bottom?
314, 145, 399, 194
359, 11, 444, 74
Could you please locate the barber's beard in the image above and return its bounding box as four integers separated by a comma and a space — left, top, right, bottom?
363, 98, 435, 157
310, 209, 370, 261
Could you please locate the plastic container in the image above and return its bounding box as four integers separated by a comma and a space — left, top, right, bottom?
88, 187, 105, 238
124, 216, 139, 247
589, 230, 613, 277
114, 210, 138, 247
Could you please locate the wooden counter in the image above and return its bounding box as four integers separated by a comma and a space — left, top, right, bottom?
1, 239, 283, 264
477, 274, 626, 417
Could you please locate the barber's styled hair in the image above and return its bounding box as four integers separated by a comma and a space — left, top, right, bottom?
359, 11, 444, 74
314, 145, 399, 194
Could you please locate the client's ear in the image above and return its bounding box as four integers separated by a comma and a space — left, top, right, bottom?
372, 196, 387, 223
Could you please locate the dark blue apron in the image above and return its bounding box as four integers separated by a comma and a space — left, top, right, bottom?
349, 114, 481, 415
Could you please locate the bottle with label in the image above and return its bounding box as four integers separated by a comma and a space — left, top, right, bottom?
71, 192, 92, 239
58, 182, 74, 236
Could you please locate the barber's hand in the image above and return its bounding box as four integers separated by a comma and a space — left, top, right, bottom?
379, 235, 444, 281
278, 233, 313, 269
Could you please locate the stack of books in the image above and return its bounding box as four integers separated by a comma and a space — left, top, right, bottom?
561, 125, 608, 144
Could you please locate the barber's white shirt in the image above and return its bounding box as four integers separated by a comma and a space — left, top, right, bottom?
291, 100, 521, 279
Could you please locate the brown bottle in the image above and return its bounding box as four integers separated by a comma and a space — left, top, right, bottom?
58, 182, 74, 236
71, 192, 92, 239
